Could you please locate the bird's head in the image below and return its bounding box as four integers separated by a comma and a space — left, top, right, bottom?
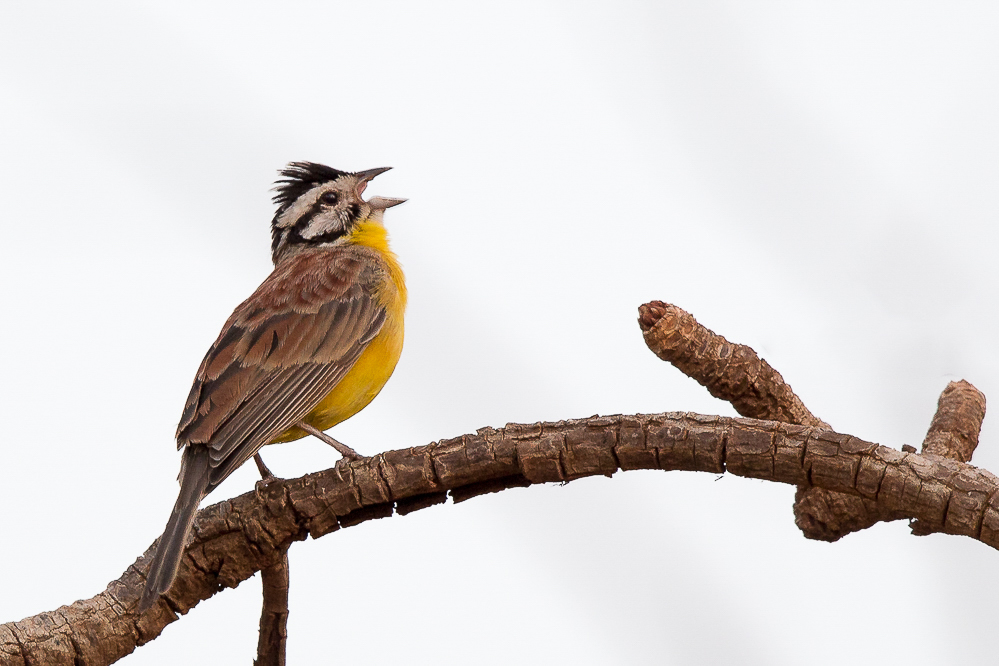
269, 162, 405, 264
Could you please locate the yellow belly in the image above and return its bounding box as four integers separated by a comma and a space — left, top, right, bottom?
270, 218, 406, 445
270, 315, 403, 444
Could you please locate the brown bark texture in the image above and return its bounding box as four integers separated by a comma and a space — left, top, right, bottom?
637, 300, 830, 429
3, 299, 994, 665
638, 300, 852, 538
253, 550, 289, 666
638, 300, 988, 542
921, 380, 986, 462
5, 412, 999, 665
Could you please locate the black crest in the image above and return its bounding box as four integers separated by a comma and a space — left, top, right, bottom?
272, 162, 349, 219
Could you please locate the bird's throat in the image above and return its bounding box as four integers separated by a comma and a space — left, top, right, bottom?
349, 220, 407, 311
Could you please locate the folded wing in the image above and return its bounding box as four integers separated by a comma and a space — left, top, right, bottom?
176, 247, 385, 491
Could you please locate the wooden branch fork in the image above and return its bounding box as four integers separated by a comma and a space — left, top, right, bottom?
3, 301, 994, 666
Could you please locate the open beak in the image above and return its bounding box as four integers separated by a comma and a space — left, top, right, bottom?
354, 167, 406, 209
354, 166, 393, 183
367, 196, 407, 210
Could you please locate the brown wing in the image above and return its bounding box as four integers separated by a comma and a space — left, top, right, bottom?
177, 246, 386, 491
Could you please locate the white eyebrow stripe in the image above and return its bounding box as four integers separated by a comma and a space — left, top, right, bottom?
275, 184, 329, 229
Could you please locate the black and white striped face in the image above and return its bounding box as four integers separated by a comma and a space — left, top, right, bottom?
269, 162, 401, 264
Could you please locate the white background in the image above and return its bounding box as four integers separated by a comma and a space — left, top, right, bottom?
2, 2, 998, 664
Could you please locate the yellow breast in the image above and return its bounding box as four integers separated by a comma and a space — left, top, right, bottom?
271, 219, 406, 444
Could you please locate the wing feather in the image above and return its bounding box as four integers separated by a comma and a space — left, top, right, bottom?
176, 246, 387, 489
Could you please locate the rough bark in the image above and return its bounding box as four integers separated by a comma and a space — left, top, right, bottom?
638, 301, 829, 429
3, 299, 993, 665
636, 300, 988, 542
5, 412, 999, 666
921, 380, 986, 462
253, 550, 289, 666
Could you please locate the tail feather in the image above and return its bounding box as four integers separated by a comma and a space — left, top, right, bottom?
139, 446, 212, 612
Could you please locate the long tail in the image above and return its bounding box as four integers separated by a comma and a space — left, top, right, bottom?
139, 446, 212, 611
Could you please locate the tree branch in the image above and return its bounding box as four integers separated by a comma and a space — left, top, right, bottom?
5, 411, 999, 665
921, 379, 986, 462
4, 299, 994, 665
638, 300, 852, 538
636, 300, 990, 542
253, 549, 289, 666
638, 300, 829, 429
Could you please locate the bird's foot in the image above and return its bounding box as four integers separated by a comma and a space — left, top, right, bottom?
295, 421, 363, 460
253, 453, 280, 486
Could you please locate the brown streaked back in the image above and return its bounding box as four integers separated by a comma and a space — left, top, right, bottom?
176, 244, 387, 491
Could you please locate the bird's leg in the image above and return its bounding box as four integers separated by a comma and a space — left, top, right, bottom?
253, 453, 277, 481
295, 421, 362, 460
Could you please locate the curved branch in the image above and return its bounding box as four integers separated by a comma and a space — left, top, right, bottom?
636, 300, 990, 542
5, 412, 999, 665
638, 300, 857, 539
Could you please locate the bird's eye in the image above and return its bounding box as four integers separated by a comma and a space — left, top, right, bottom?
320, 191, 338, 205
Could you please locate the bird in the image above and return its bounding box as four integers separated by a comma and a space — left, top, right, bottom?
139, 162, 406, 611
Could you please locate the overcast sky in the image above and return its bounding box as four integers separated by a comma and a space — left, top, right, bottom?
2, 2, 998, 664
